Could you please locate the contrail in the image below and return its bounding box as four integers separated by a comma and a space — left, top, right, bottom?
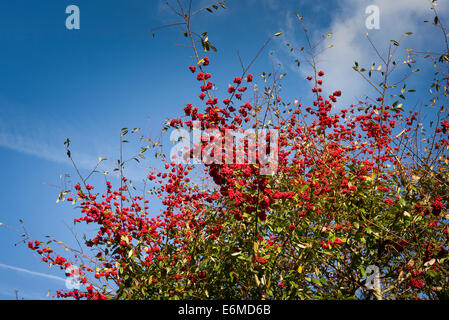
0, 263, 66, 283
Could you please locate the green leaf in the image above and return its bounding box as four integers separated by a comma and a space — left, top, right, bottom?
390, 40, 399, 46
312, 278, 322, 287
427, 269, 438, 278
358, 265, 367, 278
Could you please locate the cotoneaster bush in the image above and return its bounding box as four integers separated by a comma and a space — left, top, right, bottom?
6, 1, 449, 300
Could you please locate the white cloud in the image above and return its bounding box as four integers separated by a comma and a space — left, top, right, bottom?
0, 97, 104, 171
0, 262, 66, 283
276, 0, 449, 107
0, 129, 96, 170
0, 97, 154, 184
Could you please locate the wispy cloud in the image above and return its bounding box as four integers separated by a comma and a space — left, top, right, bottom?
0, 262, 66, 283
0, 129, 97, 170
0, 96, 154, 182
0, 97, 99, 170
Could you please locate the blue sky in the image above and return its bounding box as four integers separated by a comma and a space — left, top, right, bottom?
0, 0, 447, 299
